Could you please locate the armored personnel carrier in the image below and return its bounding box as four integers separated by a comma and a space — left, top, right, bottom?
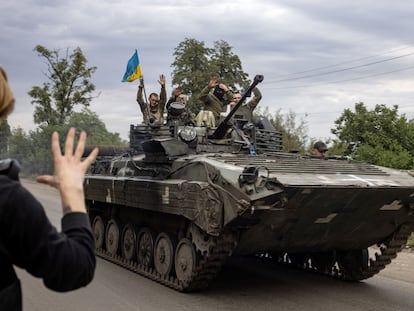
84, 75, 414, 291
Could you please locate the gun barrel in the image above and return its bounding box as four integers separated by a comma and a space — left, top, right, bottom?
83, 145, 130, 157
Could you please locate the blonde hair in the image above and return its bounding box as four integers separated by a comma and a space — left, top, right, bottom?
0, 65, 15, 120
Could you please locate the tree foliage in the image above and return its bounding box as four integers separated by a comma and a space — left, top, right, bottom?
331, 102, 414, 169
171, 38, 212, 112
68, 109, 126, 146
6, 111, 126, 176
5, 127, 45, 176
0, 119, 11, 156
171, 38, 212, 95
5, 45, 126, 176
170, 38, 249, 113
259, 107, 308, 153
7, 127, 31, 163
209, 40, 249, 90
28, 45, 97, 127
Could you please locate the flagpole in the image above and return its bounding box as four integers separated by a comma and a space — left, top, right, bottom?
140, 78, 154, 124
138, 50, 154, 123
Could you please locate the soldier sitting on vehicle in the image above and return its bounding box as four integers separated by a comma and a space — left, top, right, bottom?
198, 76, 233, 126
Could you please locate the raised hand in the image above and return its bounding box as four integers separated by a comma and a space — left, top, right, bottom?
158, 74, 166, 86
36, 128, 99, 214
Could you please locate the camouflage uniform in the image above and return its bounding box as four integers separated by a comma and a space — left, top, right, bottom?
198, 85, 233, 125
137, 85, 167, 124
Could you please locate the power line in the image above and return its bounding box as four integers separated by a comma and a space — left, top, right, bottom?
264, 52, 414, 84
263, 65, 414, 90
266, 45, 414, 80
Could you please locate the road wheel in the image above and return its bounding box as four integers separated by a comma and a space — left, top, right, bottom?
136, 227, 156, 267
106, 219, 121, 256
154, 232, 176, 277
92, 215, 105, 249
175, 238, 198, 284
121, 223, 137, 261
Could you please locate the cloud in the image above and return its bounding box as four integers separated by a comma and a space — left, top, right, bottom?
1, 0, 414, 142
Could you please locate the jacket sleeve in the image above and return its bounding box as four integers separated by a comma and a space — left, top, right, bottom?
223, 90, 234, 106
137, 86, 149, 123
247, 87, 262, 110
136, 86, 144, 105
159, 86, 167, 112
4, 181, 96, 292
198, 85, 211, 105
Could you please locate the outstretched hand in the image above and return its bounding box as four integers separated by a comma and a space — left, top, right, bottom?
208, 76, 218, 88
158, 74, 166, 86
36, 128, 99, 214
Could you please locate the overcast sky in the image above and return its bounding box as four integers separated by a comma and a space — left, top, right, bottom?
1, 0, 414, 143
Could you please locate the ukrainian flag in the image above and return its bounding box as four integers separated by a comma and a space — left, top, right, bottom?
121, 50, 142, 82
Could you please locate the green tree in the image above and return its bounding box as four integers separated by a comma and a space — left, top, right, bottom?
171, 38, 212, 112
260, 108, 308, 153
0, 119, 11, 157
28, 45, 97, 127
68, 109, 126, 146
7, 110, 127, 176
26, 128, 56, 175
171, 38, 250, 114
210, 40, 249, 90
331, 102, 414, 169
6, 127, 36, 175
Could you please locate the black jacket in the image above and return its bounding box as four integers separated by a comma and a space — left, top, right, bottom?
0, 171, 95, 310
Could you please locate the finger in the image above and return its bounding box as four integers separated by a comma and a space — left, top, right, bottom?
50, 131, 61, 163
64, 127, 76, 157
81, 147, 99, 170
74, 130, 86, 160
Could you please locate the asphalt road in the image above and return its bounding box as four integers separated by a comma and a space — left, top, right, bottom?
16, 180, 414, 311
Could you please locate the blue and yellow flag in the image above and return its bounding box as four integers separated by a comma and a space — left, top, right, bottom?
121, 50, 142, 82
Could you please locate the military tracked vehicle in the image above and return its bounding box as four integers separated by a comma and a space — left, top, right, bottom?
84, 75, 414, 291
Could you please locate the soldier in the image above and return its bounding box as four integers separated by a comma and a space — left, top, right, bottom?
166, 93, 194, 126
312, 141, 329, 159
198, 76, 233, 125
166, 85, 183, 111
136, 74, 167, 125
230, 87, 262, 129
